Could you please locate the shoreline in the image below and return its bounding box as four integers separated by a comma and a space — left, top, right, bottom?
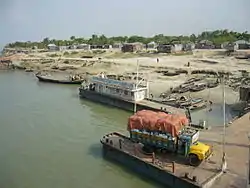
1, 49, 249, 105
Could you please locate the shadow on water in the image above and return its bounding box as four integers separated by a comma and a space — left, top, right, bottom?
88, 143, 103, 159
78, 98, 131, 121
78, 97, 132, 113
88, 144, 165, 188
88, 140, 165, 187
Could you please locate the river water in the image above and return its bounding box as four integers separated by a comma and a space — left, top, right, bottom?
0, 71, 236, 188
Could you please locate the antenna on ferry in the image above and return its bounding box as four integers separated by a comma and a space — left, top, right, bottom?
133, 60, 139, 114
221, 74, 227, 172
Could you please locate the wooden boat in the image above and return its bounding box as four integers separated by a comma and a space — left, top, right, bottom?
162, 97, 178, 106
188, 101, 207, 111
35, 73, 84, 84
163, 71, 180, 76
207, 82, 219, 88
179, 98, 203, 107
190, 83, 206, 92
184, 77, 202, 84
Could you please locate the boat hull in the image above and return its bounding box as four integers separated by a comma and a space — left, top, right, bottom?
101, 133, 200, 188
36, 74, 83, 84
79, 89, 162, 112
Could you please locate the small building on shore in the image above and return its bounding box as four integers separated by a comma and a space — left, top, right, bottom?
68, 44, 77, 50
235, 40, 250, 49
195, 40, 214, 49
239, 85, 250, 102
222, 42, 238, 52
47, 44, 58, 51
103, 44, 112, 49
58, 46, 68, 51
77, 44, 90, 50
183, 43, 195, 51
214, 44, 222, 49
112, 43, 123, 49
157, 44, 184, 53
146, 41, 157, 49
121, 42, 144, 53
90, 45, 106, 49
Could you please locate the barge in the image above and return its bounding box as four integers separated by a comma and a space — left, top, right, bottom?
100, 132, 220, 188
99, 110, 223, 188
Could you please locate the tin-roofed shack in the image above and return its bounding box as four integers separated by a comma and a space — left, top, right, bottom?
222, 42, 238, 52
157, 44, 184, 53
195, 40, 214, 49
239, 85, 250, 102
235, 40, 250, 49
121, 42, 144, 52
47, 44, 59, 51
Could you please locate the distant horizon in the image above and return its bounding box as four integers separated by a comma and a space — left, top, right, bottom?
1, 0, 249, 49
3, 29, 250, 44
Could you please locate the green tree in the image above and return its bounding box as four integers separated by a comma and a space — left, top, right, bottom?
5, 29, 250, 49
70, 36, 76, 41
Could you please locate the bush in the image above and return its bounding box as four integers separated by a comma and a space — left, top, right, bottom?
63, 60, 69, 64
71, 51, 79, 54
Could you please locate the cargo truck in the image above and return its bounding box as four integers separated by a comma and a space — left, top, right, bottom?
128, 110, 212, 166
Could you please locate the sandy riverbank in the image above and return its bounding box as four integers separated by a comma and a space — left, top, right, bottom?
3, 49, 250, 104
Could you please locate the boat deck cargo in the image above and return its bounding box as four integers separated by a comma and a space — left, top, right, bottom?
101, 132, 220, 188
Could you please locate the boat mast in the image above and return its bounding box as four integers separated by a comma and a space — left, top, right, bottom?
188, 65, 191, 99
134, 60, 139, 114
206, 77, 211, 128
221, 74, 227, 172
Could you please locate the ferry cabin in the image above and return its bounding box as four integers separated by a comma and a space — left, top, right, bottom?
88, 76, 149, 102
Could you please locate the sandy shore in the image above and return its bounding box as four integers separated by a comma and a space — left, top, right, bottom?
3, 49, 250, 104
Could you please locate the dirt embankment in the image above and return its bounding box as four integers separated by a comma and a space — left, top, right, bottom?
3, 49, 250, 104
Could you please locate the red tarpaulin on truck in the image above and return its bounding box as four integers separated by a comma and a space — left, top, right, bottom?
127, 110, 189, 137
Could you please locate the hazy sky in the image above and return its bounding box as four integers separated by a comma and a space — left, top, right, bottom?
1, 0, 250, 46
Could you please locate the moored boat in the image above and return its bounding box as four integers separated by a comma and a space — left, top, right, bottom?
190, 83, 206, 92
207, 81, 219, 88
188, 101, 207, 111
35, 73, 85, 84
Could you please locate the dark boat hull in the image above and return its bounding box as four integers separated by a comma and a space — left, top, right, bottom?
207, 83, 219, 88
36, 74, 83, 84
79, 88, 141, 112
101, 132, 200, 188
190, 86, 206, 92
79, 88, 172, 113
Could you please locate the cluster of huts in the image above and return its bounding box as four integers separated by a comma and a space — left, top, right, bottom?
47, 44, 113, 52
38, 39, 250, 53
47, 42, 195, 53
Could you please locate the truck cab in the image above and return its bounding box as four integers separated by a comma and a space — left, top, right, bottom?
178, 128, 212, 166
188, 141, 212, 166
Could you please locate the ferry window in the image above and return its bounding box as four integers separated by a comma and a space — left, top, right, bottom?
124, 91, 128, 95
116, 89, 119, 93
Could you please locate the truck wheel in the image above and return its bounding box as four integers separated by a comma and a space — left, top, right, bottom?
142, 146, 154, 155
188, 154, 200, 166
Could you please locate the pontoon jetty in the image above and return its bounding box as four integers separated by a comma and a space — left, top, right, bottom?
100, 110, 224, 188
79, 73, 187, 116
